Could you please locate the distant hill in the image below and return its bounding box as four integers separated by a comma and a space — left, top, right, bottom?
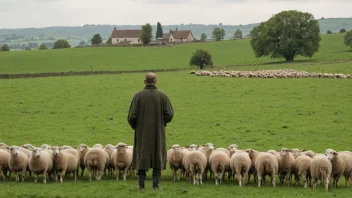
0, 18, 351, 49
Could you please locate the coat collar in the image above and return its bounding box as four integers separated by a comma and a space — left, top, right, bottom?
144, 85, 157, 89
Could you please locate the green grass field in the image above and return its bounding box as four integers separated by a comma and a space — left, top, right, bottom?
0, 33, 352, 197
0, 33, 351, 74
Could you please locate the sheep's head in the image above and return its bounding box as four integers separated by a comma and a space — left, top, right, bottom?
32, 147, 43, 158
78, 144, 89, 153
115, 142, 127, 150
291, 148, 301, 157
324, 149, 335, 155
171, 144, 181, 152
280, 148, 291, 156
228, 144, 239, 150
61, 145, 73, 150
326, 151, 338, 161
203, 143, 214, 151
51, 146, 62, 157
104, 144, 114, 150
0, 142, 8, 150
186, 144, 198, 151
8, 146, 20, 156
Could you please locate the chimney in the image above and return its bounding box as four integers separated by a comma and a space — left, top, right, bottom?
176, 28, 177, 31
114, 27, 117, 30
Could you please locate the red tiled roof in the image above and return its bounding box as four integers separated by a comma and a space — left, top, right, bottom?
170, 30, 192, 39
162, 33, 171, 40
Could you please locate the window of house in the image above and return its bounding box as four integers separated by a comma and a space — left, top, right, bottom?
117, 39, 119, 42
124, 39, 127, 41
138, 39, 140, 42
171, 38, 173, 41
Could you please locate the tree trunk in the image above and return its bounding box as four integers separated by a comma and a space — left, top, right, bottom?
285, 55, 294, 62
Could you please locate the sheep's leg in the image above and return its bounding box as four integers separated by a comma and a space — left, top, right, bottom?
21, 169, 26, 182
172, 168, 176, 182
302, 173, 307, 188
271, 174, 276, 188
242, 173, 246, 187
236, 172, 242, 186
88, 169, 92, 181
199, 171, 204, 185
43, 171, 47, 184
324, 176, 330, 192
0, 167, 5, 181
60, 170, 66, 183
312, 177, 317, 189
80, 167, 85, 178
123, 167, 128, 181
219, 171, 224, 185
192, 171, 196, 185
257, 175, 262, 187
286, 173, 291, 186
54, 171, 58, 182
34, 173, 38, 184
116, 167, 119, 180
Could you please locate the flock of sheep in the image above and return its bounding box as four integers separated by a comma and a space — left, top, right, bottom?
1, 142, 352, 192
190, 69, 352, 79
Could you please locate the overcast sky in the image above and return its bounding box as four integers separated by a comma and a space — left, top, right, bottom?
0, 0, 351, 29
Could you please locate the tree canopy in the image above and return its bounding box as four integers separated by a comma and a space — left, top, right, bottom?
200, 33, 207, 41
344, 30, 352, 49
0, 44, 10, 51
326, 30, 333, 34
105, 37, 112, 45
155, 22, 163, 39
91, 34, 103, 45
212, 28, 225, 41
141, 23, 153, 45
53, 39, 71, 49
39, 43, 48, 50
234, 29, 243, 39
190, 49, 213, 69
340, 28, 347, 33
250, 10, 321, 62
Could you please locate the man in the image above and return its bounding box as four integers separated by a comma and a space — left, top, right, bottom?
127, 72, 174, 190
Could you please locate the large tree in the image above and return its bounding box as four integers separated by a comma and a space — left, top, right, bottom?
344, 30, 352, 49
250, 10, 321, 62
0, 44, 10, 51
39, 43, 48, 50
212, 28, 225, 41
53, 39, 71, 49
190, 49, 213, 69
234, 29, 243, 39
91, 34, 103, 45
105, 37, 112, 44
141, 23, 153, 45
155, 22, 163, 39
200, 33, 207, 42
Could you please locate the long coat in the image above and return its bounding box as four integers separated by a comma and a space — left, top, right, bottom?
128, 85, 174, 170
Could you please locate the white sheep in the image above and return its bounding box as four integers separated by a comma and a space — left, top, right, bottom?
254, 152, 279, 188
167, 144, 187, 181
230, 150, 251, 186
291, 149, 302, 159
0, 143, 8, 150
301, 150, 316, 158
185, 144, 198, 151
202, 143, 215, 180
183, 150, 207, 185
228, 144, 239, 157
84, 147, 106, 181
111, 142, 132, 181
209, 150, 230, 185
29, 147, 53, 184
278, 148, 295, 185
8, 146, 29, 182
292, 155, 312, 188
104, 144, 115, 176
77, 144, 89, 177
51, 146, 79, 183
326, 150, 347, 187
310, 154, 332, 191
337, 152, 352, 186
247, 149, 260, 184
0, 149, 10, 180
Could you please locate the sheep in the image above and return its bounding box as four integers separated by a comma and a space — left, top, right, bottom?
110, 142, 132, 181
209, 150, 230, 185
40, 144, 51, 149
183, 150, 207, 185
230, 150, 251, 186
77, 144, 89, 177
292, 155, 312, 188
0, 143, 8, 150
278, 148, 295, 185
291, 149, 302, 159
336, 152, 352, 186
310, 154, 332, 191
21, 144, 35, 150
247, 149, 260, 184
202, 143, 214, 180
228, 144, 239, 157
51, 146, 79, 183
254, 152, 279, 188
84, 147, 106, 181
93, 144, 104, 149
29, 147, 53, 184
301, 150, 316, 158
326, 150, 347, 188
185, 144, 198, 151
60, 148, 80, 179
104, 144, 115, 177
267, 150, 281, 162
61, 145, 73, 150
7, 146, 29, 182
167, 144, 187, 181
0, 149, 10, 180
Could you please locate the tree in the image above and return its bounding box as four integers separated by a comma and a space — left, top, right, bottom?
25, 46, 31, 51
0, 44, 10, 51
250, 10, 321, 62
91, 34, 103, 45
344, 30, 352, 49
200, 33, 207, 42
234, 29, 243, 39
326, 30, 333, 34
78, 40, 87, 46
105, 37, 112, 45
155, 22, 163, 39
53, 39, 71, 49
141, 23, 153, 45
340, 28, 347, 33
39, 43, 48, 50
212, 28, 225, 41
189, 49, 213, 69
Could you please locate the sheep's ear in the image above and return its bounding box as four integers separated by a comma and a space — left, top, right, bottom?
6, 146, 10, 149
334, 152, 338, 156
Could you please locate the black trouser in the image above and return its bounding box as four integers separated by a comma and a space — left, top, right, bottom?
138, 168, 161, 188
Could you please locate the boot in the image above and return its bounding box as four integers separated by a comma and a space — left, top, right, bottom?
138, 170, 146, 190
152, 169, 161, 189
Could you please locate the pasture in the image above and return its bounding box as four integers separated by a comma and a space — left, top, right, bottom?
0, 32, 352, 198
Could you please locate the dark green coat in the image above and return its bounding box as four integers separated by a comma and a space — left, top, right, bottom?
128, 85, 174, 170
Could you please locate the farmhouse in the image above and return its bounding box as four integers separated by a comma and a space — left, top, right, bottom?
162, 28, 194, 43
111, 27, 142, 45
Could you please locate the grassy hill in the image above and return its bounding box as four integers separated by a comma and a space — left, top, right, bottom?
0, 33, 351, 74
